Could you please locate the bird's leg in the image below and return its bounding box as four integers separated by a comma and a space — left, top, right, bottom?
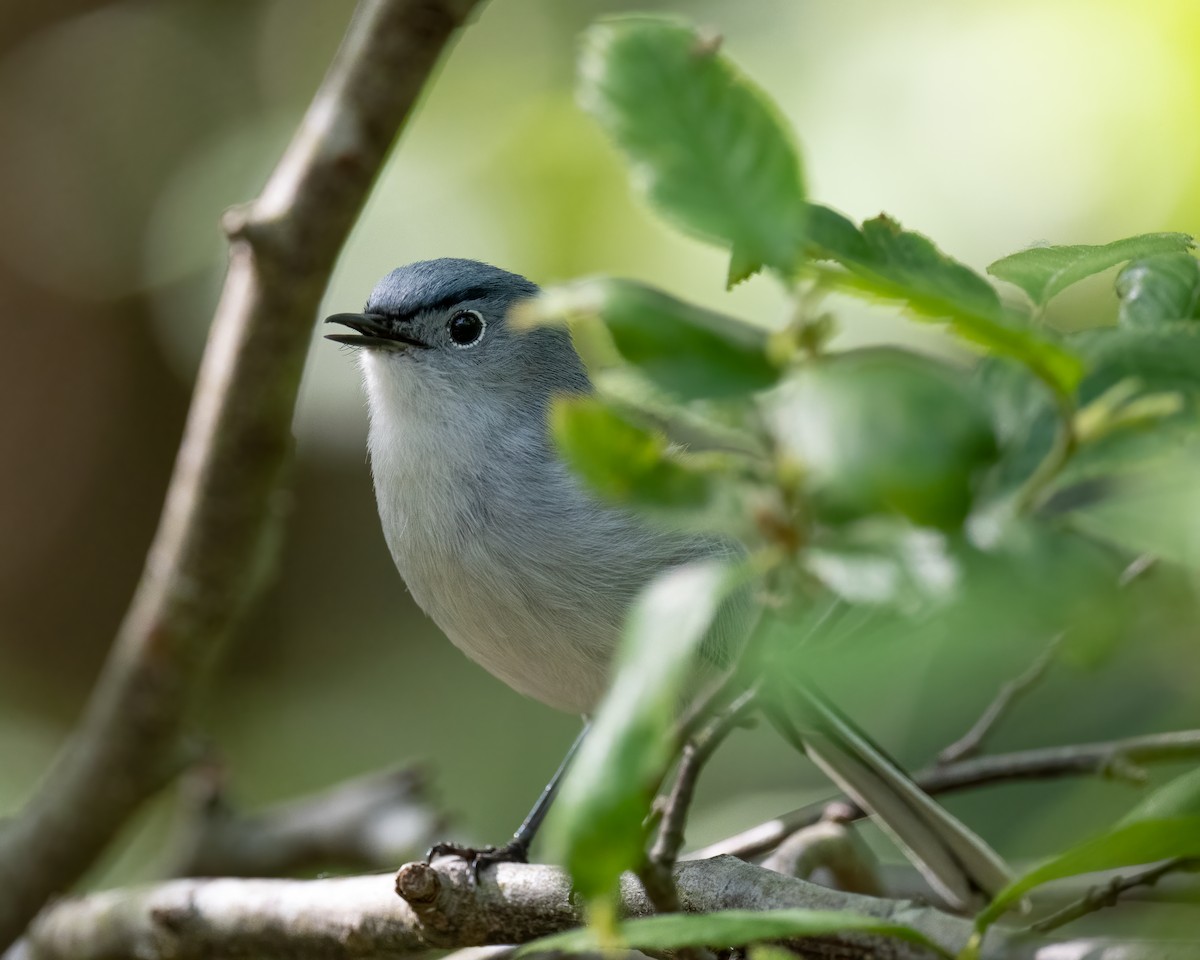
425, 720, 590, 875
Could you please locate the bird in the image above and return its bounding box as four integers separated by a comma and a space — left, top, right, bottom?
326, 257, 1011, 908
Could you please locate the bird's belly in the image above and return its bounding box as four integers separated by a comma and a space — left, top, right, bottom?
409, 559, 619, 713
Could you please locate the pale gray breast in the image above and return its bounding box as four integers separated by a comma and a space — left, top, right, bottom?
367, 391, 747, 713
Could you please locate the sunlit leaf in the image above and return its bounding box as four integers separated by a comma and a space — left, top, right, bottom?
1117, 253, 1200, 328
519, 278, 779, 399
543, 561, 737, 903
518, 908, 951, 958
552, 396, 711, 509
803, 207, 1082, 394
988, 233, 1194, 307
580, 17, 807, 281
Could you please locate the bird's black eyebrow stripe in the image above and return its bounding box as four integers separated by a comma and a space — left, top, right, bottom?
368, 286, 493, 322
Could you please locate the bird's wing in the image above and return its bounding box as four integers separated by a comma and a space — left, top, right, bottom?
765, 677, 1013, 911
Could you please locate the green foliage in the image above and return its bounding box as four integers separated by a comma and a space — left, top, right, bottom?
767, 348, 997, 529
518, 908, 950, 957
542, 561, 735, 905
803, 206, 1083, 394
988, 233, 1194, 307
976, 769, 1200, 934
548, 10, 1200, 939
522, 278, 779, 399
1117, 253, 1200, 328
579, 17, 807, 284
551, 396, 711, 509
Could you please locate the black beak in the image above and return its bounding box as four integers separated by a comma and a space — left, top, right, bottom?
324, 313, 428, 349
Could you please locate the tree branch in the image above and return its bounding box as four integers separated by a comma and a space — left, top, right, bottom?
1030, 857, 1200, 934
162, 764, 445, 878
937, 634, 1062, 765
694, 730, 1200, 861
18, 857, 1199, 960
0, 0, 482, 947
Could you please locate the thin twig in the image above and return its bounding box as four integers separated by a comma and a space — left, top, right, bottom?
691, 729, 1200, 861
1031, 857, 1200, 934
938, 634, 1063, 765
641, 688, 760, 916
0, 1, 481, 948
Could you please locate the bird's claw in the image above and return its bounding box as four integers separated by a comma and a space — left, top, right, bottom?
424, 840, 529, 880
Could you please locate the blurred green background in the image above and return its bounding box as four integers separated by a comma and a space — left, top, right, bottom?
2, 0, 1198, 887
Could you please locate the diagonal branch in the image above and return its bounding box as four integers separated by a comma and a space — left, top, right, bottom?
937, 634, 1062, 765
0, 0, 482, 948
694, 729, 1200, 861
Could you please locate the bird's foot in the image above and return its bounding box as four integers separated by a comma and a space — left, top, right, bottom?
424, 840, 529, 880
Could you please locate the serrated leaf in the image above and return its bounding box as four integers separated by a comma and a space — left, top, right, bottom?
803, 207, 1082, 395
518, 908, 951, 958
519, 278, 779, 400
988, 233, 1194, 307
552, 396, 711, 509
543, 561, 737, 903
975, 817, 1200, 933
1117, 253, 1200, 328
580, 17, 807, 279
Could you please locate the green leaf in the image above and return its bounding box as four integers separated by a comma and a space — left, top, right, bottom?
988, 233, 1194, 307
767, 348, 998, 529
803, 207, 1083, 395
579, 17, 807, 280
1120, 767, 1200, 825
1065, 446, 1200, 569
519, 908, 951, 958
519, 278, 779, 400
1072, 323, 1200, 403
1117, 253, 1200, 328
975, 817, 1200, 932
551, 396, 711, 509
542, 561, 737, 903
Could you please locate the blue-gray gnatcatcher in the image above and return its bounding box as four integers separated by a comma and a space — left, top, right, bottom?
326, 258, 1010, 907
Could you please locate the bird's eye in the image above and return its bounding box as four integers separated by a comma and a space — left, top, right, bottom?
447, 310, 486, 348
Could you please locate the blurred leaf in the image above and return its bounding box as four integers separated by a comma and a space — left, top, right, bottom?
1120, 767, 1200, 825
551, 396, 711, 508
1117, 253, 1200, 329
805, 523, 961, 612
1065, 448, 1200, 569
1072, 324, 1200, 403
988, 233, 1194, 307
579, 17, 807, 280
977, 736, 1200, 935
519, 908, 950, 957
520, 278, 779, 399
804, 208, 1082, 393
543, 561, 735, 903
767, 348, 997, 529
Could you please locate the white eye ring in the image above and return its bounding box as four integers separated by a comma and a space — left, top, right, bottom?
447, 309, 486, 348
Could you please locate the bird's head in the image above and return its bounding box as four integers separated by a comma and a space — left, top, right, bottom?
326, 258, 587, 412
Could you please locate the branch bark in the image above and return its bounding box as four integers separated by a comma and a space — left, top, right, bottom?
0, 0, 482, 947
17, 857, 1199, 960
